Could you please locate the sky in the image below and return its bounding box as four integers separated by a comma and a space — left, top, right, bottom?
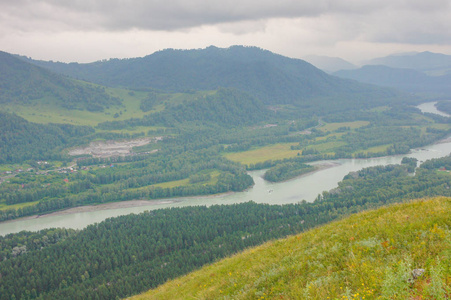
1, 0, 450, 64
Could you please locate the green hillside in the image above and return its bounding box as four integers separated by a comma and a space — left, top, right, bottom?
0, 51, 120, 111
131, 197, 451, 300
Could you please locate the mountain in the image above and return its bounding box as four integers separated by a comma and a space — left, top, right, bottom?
303, 55, 357, 73
367, 51, 451, 76
334, 65, 451, 95
130, 197, 451, 299
20, 46, 401, 106
0, 51, 120, 111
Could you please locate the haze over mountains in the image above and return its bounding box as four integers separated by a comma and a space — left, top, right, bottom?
366, 51, 451, 75
17, 46, 398, 107
334, 65, 451, 95
331, 51, 451, 96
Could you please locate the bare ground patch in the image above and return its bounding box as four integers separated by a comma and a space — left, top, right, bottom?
68, 137, 161, 158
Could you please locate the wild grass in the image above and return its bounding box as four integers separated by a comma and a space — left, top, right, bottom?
130, 197, 451, 300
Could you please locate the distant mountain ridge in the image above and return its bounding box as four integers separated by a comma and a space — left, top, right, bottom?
367, 51, 451, 75
334, 65, 451, 95
19, 46, 400, 106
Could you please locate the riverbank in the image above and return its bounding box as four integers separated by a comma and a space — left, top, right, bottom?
1, 199, 179, 225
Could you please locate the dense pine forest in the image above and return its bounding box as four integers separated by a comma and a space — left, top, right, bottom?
1, 155, 451, 299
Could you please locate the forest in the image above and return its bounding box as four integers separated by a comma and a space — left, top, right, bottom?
1, 155, 450, 299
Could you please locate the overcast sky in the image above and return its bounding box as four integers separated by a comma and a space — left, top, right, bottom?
1, 0, 450, 64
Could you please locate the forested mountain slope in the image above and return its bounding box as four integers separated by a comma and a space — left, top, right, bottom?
20, 46, 403, 106
0, 112, 94, 163
131, 197, 451, 300
0, 51, 120, 111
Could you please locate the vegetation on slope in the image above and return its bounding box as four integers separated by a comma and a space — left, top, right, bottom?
131, 197, 451, 300
0, 51, 120, 111
97, 88, 273, 130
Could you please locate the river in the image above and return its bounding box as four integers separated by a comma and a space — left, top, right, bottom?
0, 101, 449, 235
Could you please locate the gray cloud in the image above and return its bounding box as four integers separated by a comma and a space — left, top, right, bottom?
0, 0, 450, 62
1, 0, 449, 32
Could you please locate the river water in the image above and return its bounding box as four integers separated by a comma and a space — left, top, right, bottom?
0, 102, 449, 235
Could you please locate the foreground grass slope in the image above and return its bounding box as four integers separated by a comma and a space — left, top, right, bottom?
131, 197, 451, 299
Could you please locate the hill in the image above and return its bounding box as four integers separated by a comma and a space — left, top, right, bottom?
367, 51, 451, 75
20, 46, 402, 106
0, 51, 120, 111
131, 197, 451, 300
334, 65, 451, 95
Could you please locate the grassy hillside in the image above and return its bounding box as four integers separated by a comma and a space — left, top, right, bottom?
131, 197, 451, 300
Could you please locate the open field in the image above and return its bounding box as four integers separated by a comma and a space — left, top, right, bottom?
0, 201, 39, 211
305, 140, 347, 153
224, 143, 300, 165
319, 121, 370, 132
356, 144, 391, 154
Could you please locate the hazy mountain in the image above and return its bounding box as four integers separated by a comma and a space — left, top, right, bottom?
20, 46, 399, 106
367, 51, 451, 76
334, 65, 451, 95
303, 55, 357, 73
0, 51, 119, 111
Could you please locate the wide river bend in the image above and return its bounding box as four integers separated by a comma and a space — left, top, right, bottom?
0, 102, 449, 235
